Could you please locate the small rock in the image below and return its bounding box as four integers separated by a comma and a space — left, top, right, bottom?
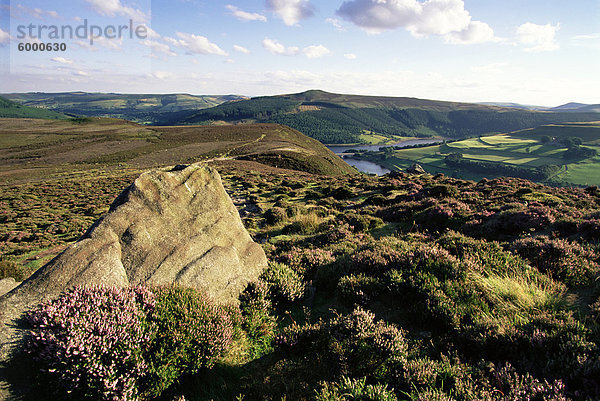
407, 163, 426, 174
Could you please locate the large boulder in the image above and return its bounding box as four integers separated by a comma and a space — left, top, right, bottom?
0, 164, 267, 359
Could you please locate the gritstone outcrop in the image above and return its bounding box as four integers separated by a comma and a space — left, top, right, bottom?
0, 164, 267, 360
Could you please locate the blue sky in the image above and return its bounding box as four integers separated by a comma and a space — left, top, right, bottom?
0, 0, 599, 106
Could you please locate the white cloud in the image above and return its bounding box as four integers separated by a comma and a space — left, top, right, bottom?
0, 28, 10, 45
344, 53, 357, 59
445, 21, 497, 44
149, 71, 174, 80
75, 40, 96, 51
140, 25, 161, 39
166, 33, 228, 56
74, 70, 89, 76
263, 39, 331, 58
51, 57, 74, 65
516, 22, 560, 52
572, 32, 600, 41
93, 36, 123, 50
303, 44, 330, 58
75, 36, 122, 50
262, 38, 299, 55
326, 18, 344, 30
141, 39, 176, 57
233, 44, 251, 54
337, 0, 497, 44
266, 0, 315, 26
226, 5, 267, 22
85, 0, 147, 22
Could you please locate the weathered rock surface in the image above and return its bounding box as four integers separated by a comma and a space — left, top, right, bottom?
407, 163, 426, 174
0, 279, 18, 298
0, 164, 267, 360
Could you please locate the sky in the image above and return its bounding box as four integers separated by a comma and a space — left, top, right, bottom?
0, 0, 599, 107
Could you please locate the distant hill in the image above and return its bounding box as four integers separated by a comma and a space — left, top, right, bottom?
550, 102, 590, 111
172, 90, 600, 144
0, 96, 68, 119
549, 102, 600, 113
2, 92, 248, 124
477, 102, 547, 111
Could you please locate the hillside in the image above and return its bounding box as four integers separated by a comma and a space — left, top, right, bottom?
353, 121, 600, 186
173, 90, 600, 144
550, 102, 600, 113
2, 133, 600, 400
2, 92, 247, 124
0, 96, 68, 120
0, 118, 354, 184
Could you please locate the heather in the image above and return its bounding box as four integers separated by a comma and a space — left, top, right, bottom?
24, 285, 238, 400
5, 164, 600, 400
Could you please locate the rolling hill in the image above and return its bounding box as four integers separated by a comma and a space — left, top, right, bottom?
2, 92, 247, 124
549, 102, 600, 113
171, 90, 600, 144
0, 117, 355, 183
5, 90, 599, 144
0, 96, 68, 120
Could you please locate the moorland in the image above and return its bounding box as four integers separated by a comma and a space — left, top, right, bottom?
1, 113, 600, 401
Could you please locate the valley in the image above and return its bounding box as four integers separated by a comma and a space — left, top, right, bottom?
352, 121, 600, 186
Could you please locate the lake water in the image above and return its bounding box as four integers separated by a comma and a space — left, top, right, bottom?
327, 138, 440, 175
327, 138, 439, 154
343, 158, 391, 175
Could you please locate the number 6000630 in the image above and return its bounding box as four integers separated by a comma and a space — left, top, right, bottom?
18, 42, 67, 51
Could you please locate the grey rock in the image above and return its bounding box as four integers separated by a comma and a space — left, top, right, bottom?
406, 163, 426, 174
0, 279, 18, 298
0, 164, 267, 361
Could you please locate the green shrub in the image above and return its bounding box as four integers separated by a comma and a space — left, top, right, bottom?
143, 286, 236, 397
316, 376, 398, 401
277, 307, 408, 379
264, 207, 287, 225
261, 262, 305, 303
510, 236, 599, 286
239, 281, 277, 359
426, 184, 459, 198
345, 213, 385, 232
364, 193, 388, 206
337, 274, 383, 305
282, 212, 326, 235
0, 258, 27, 281
412, 389, 456, 401
331, 186, 355, 199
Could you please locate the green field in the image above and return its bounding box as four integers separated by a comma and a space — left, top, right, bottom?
357, 122, 600, 186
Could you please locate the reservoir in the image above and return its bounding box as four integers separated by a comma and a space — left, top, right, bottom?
343, 159, 391, 175
327, 138, 440, 175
